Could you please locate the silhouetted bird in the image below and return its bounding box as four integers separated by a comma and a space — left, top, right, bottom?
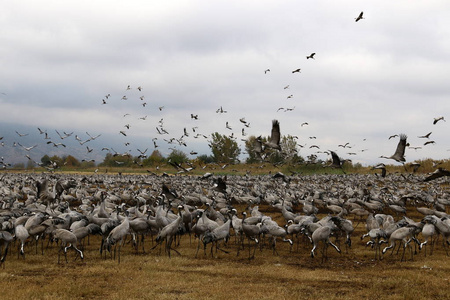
424, 168, 450, 182
355, 11, 364, 22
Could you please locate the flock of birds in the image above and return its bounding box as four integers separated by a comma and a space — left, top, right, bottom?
0, 11, 449, 174
0, 11, 449, 268
0, 167, 449, 266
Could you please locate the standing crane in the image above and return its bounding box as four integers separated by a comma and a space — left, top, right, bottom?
105, 211, 130, 263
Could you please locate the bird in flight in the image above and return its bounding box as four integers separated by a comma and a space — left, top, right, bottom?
263, 120, 281, 151
418, 132, 432, 139
216, 106, 227, 113
433, 116, 445, 124
18, 143, 37, 151
355, 11, 364, 22
306, 53, 316, 59
292, 69, 301, 73
380, 134, 408, 163
15, 131, 28, 137
264, 69, 270, 74
388, 134, 398, 140
424, 168, 450, 182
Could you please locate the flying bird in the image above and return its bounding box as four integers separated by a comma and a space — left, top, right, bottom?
306, 53, 316, 59
380, 134, 408, 163
418, 132, 432, 139
264, 120, 281, 151
326, 150, 349, 174
424, 141, 435, 146
372, 163, 387, 178
424, 168, 450, 182
216, 106, 227, 113
15, 131, 28, 137
388, 134, 398, 140
355, 11, 364, 22
433, 116, 445, 124
18, 143, 37, 151
292, 69, 301, 73
264, 69, 270, 74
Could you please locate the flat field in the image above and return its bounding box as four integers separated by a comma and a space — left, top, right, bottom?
1, 204, 449, 300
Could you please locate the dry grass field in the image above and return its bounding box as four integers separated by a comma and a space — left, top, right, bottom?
1, 203, 449, 300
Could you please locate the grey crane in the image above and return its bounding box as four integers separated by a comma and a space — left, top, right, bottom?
381, 226, 420, 261
330, 216, 354, 249
418, 132, 432, 139
424, 168, 450, 182
202, 219, 231, 257
422, 215, 449, 255
372, 163, 386, 178
263, 120, 281, 151
361, 228, 387, 260
310, 225, 341, 262
105, 211, 130, 263
326, 150, 348, 173
433, 116, 445, 124
152, 205, 184, 258
53, 228, 84, 263
355, 11, 364, 22
419, 218, 436, 257
15, 224, 29, 258
0, 231, 13, 267
240, 211, 262, 259
260, 217, 292, 255
380, 134, 408, 163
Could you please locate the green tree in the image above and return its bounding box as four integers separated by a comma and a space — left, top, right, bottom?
197, 154, 215, 164
49, 155, 63, 168
167, 149, 188, 165
65, 155, 81, 167
244, 135, 261, 163
41, 155, 51, 166
143, 150, 165, 166
209, 132, 241, 164
100, 153, 134, 167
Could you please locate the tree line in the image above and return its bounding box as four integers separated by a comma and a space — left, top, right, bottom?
11, 132, 330, 170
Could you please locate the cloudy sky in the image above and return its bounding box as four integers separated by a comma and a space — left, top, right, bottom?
1, 0, 450, 167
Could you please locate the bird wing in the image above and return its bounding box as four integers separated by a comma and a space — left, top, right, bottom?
270, 120, 281, 145
393, 134, 407, 160
424, 168, 450, 182
253, 136, 263, 154
330, 151, 341, 166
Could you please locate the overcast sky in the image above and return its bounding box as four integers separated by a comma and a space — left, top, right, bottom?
1, 0, 450, 166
